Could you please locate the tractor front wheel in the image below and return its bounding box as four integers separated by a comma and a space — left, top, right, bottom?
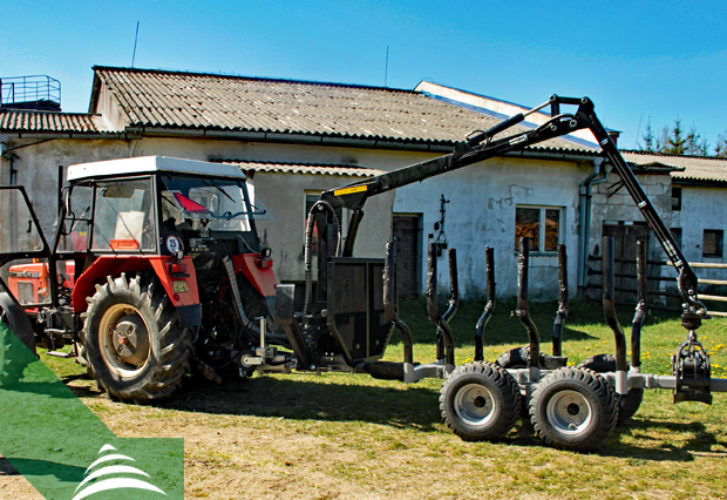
83, 273, 192, 403
439, 362, 521, 441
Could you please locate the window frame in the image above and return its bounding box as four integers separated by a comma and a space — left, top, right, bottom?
671, 187, 682, 211
514, 205, 564, 254
702, 229, 724, 258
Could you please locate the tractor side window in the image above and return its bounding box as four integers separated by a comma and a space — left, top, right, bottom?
91, 179, 156, 252
58, 184, 93, 253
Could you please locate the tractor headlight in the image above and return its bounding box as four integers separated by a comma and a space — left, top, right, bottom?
165, 235, 184, 259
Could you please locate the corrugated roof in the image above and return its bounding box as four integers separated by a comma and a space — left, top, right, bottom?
0, 110, 110, 133
91, 66, 593, 152
220, 160, 385, 177
622, 151, 727, 184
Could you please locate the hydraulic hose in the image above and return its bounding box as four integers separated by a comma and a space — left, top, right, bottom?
302, 200, 342, 316
222, 255, 260, 337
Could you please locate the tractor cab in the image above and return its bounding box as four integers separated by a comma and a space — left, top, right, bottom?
57, 156, 267, 262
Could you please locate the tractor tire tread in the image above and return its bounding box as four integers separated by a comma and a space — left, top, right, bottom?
83, 273, 191, 403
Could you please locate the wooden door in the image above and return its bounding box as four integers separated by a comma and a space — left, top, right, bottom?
602, 221, 649, 301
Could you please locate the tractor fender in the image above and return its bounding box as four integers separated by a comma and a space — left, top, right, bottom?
233, 253, 277, 297
0, 292, 37, 354
71, 256, 202, 327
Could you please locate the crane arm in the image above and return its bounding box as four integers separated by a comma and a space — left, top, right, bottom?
318, 95, 705, 317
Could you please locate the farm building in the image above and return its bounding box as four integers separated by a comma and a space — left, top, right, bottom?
1, 67, 725, 302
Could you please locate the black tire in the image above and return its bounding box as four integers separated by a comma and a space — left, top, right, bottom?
82, 273, 192, 403
496, 345, 547, 369
529, 367, 618, 451
440, 362, 522, 441
578, 354, 644, 424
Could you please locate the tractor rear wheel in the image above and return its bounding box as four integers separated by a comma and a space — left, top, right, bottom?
82, 273, 192, 403
439, 362, 521, 441
578, 354, 644, 423
529, 367, 617, 451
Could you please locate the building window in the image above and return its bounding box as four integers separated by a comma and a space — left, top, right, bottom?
703, 229, 723, 258
515, 206, 562, 252
671, 187, 682, 211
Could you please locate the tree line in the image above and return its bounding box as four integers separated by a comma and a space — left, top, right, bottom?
639, 120, 727, 157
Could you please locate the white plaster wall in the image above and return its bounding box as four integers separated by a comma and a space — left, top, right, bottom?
673, 185, 727, 282
5, 134, 606, 299
393, 156, 591, 299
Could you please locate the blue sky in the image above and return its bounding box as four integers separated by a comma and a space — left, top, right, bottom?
3, 1, 726, 150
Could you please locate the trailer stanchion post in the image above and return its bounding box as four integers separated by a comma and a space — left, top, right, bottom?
441, 248, 459, 365
514, 237, 540, 368
631, 239, 648, 370
426, 242, 455, 367
552, 244, 568, 357
384, 239, 413, 365
474, 246, 495, 362
602, 236, 628, 394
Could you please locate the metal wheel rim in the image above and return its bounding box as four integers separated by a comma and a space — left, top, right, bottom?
454, 382, 496, 427
546, 389, 593, 435
98, 303, 151, 377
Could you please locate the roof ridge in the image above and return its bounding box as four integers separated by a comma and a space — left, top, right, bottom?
217, 159, 368, 168
92, 65, 419, 94
0, 109, 101, 117
621, 148, 727, 161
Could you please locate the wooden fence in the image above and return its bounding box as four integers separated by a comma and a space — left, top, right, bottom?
586, 257, 727, 316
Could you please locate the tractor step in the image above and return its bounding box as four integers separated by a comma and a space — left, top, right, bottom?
46, 350, 73, 359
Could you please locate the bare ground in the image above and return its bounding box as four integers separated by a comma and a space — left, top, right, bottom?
3, 369, 726, 499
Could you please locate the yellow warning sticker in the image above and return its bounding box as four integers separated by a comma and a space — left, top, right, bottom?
333, 185, 368, 196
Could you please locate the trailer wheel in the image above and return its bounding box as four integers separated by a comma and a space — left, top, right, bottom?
530, 367, 617, 451
440, 362, 521, 441
496, 345, 548, 369
578, 354, 644, 423
83, 273, 192, 403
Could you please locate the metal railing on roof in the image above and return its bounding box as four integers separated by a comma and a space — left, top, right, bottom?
0, 75, 61, 109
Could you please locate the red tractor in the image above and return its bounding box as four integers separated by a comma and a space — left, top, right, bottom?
0, 156, 277, 401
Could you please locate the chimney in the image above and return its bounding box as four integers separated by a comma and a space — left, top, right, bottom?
607, 130, 620, 146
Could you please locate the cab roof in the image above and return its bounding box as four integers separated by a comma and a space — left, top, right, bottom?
66, 156, 246, 181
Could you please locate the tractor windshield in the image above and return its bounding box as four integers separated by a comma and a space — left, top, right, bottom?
159, 175, 269, 232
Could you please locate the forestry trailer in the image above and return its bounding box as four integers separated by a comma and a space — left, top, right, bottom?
1, 95, 725, 450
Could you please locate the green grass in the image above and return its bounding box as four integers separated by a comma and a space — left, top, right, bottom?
38, 298, 727, 499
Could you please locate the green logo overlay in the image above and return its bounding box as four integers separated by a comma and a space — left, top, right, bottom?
0, 323, 183, 499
